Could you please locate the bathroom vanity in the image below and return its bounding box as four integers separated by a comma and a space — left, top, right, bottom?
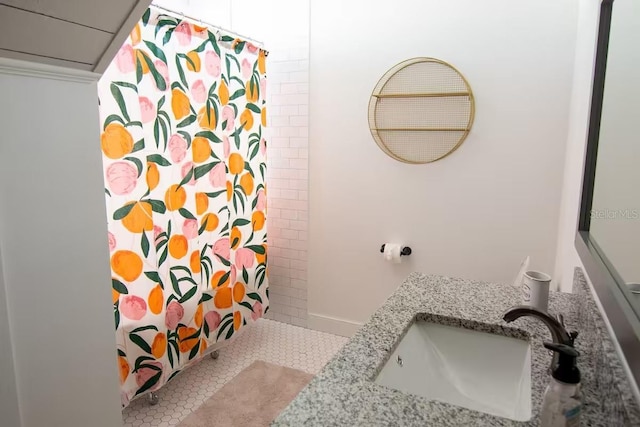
272, 270, 640, 426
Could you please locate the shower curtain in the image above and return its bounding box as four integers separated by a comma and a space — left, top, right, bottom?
98, 8, 269, 406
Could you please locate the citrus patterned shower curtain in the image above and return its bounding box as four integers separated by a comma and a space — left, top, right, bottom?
98, 9, 269, 406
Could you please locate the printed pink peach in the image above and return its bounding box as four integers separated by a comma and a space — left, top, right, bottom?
154, 60, 169, 91
182, 219, 198, 240
241, 58, 252, 79
165, 301, 184, 330
108, 232, 116, 252
256, 189, 266, 211
223, 136, 231, 158
175, 21, 192, 45
205, 51, 221, 77
208, 162, 226, 188
106, 161, 138, 195
222, 106, 235, 131
135, 361, 163, 388
116, 44, 135, 73
181, 161, 196, 185
212, 238, 230, 260
120, 295, 147, 320
138, 97, 156, 123
191, 80, 207, 104
251, 301, 263, 321
204, 310, 221, 330
235, 247, 255, 270
168, 134, 187, 163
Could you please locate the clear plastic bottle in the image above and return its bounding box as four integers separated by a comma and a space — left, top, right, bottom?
539, 342, 581, 427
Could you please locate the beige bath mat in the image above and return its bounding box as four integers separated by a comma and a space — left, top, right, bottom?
178, 361, 313, 427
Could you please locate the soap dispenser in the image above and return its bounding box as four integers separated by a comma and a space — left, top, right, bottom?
539, 342, 581, 426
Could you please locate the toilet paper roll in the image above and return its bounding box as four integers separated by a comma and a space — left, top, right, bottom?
383, 243, 402, 264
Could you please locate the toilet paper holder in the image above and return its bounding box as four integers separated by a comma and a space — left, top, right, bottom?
380, 244, 412, 256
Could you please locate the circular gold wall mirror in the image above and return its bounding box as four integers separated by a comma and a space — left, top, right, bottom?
368, 57, 475, 164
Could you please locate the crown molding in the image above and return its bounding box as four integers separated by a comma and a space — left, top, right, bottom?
0, 57, 100, 83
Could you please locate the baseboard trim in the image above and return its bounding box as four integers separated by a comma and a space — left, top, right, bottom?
307, 313, 363, 337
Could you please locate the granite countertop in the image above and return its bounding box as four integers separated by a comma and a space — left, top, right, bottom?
272, 273, 608, 426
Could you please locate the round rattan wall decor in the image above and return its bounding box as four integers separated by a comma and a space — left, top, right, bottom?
367, 57, 475, 164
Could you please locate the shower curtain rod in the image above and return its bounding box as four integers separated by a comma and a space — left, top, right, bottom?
149, 4, 268, 54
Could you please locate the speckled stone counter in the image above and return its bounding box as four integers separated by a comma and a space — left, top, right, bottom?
272, 272, 627, 426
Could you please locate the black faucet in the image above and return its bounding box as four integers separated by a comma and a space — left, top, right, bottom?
503, 306, 578, 371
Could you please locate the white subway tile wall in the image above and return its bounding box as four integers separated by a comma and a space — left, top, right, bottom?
264, 34, 310, 327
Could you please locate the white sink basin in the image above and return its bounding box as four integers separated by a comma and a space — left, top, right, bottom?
375, 321, 531, 421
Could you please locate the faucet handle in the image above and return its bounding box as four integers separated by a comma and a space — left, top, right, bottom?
569, 330, 579, 344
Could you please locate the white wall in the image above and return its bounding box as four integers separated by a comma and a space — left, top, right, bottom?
308, 0, 580, 333
0, 245, 21, 427
153, 0, 312, 326
554, 0, 601, 292
0, 67, 122, 427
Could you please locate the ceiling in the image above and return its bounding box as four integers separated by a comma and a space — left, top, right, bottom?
0, 0, 152, 73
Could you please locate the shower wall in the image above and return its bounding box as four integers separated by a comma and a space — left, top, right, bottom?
153, 0, 311, 327
0, 246, 20, 427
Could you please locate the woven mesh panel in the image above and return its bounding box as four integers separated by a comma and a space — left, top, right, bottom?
368, 58, 474, 164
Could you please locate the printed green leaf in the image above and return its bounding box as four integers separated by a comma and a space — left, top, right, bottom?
246, 103, 261, 114
113, 203, 135, 220
114, 304, 120, 328
136, 56, 143, 84
199, 293, 213, 303
125, 121, 143, 128
234, 41, 246, 54
220, 35, 234, 42
147, 154, 171, 166
232, 218, 250, 228
141, 231, 150, 257
225, 326, 235, 339
134, 371, 162, 396
175, 56, 188, 88
114, 81, 139, 92
131, 325, 158, 334
194, 131, 222, 143
112, 279, 128, 294
144, 40, 167, 64
134, 355, 156, 371
215, 254, 231, 267
130, 334, 152, 353
178, 167, 194, 188
104, 114, 125, 129
194, 162, 218, 180
142, 9, 150, 25
231, 236, 240, 250
177, 114, 197, 128
183, 54, 196, 71
179, 286, 198, 303
110, 84, 130, 122
246, 245, 266, 255
239, 301, 253, 311
140, 52, 167, 90
170, 272, 182, 297
162, 27, 175, 46
249, 142, 260, 160
188, 340, 201, 360
132, 139, 145, 153
217, 319, 234, 340
124, 156, 143, 177
144, 271, 162, 284
117, 348, 126, 358
153, 119, 160, 148
217, 271, 230, 288
242, 267, 249, 284
247, 292, 263, 303
230, 89, 245, 100
146, 199, 167, 214
205, 190, 226, 198
194, 39, 208, 53
178, 208, 196, 220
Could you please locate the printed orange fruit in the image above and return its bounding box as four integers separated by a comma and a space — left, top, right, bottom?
195, 192, 208, 215
130, 24, 141, 46
122, 201, 153, 233
219, 79, 229, 105
200, 339, 207, 355
197, 105, 216, 130
233, 311, 242, 330
135, 50, 150, 74
239, 173, 254, 195
245, 80, 258, 103
146, 162, 160, 191
213, 286, 233, 309
192, 137, 211, 163
190, 250, 201, 273
228, 153, 244, 174
240, 108, 253, 130
148, 284, 163, 315
177, 326, 199, 353
101, 123, 134, 159
112, 288, 120, 305
186, 51, 201, 72
194, 304, 203, 328
256, 244, 267, 264
118, 356, 130, 384
151, 333, 167, 358
111, 250, 143, 282
201, 213, 219, 232
261, 107, 267, 127
171, 88, 191, 120
226, 181, 233, 201
233, 282, 245, 303
211, 270, 229, 288
168, 235, 188, 259
165, 184, 186, 211
252, 211, 265, 231
230, 227, 242, 250
258, 50, 266, 74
